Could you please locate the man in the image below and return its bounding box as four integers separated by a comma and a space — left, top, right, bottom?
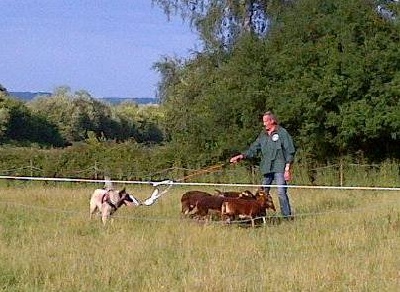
230, 111, 296, 219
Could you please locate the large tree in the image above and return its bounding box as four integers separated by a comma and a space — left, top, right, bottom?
27, 87, 120, 143
0, 92, 65, 146
27, 87, 165, 145
152, 0, 286, 50
264, 0, 400, 161
157, 0, 400, 165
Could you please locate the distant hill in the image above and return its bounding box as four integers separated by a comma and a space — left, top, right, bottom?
10, 91, 52, 100
9, 92, 159, 105
101, 97, 159, 105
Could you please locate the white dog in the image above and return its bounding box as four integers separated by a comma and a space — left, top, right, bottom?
89, 187, 141, 225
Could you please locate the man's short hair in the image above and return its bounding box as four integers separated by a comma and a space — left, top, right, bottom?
263, 111, 279, 125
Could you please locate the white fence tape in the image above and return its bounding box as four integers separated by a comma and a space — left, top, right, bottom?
0, 175, 399, 191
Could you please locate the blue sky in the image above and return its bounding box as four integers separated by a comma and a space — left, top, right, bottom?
0, 0, 200, 98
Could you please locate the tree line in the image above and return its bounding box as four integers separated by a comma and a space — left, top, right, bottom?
1, 0, 399, 177
154, 0, 400, 165
0, 86, 164, 147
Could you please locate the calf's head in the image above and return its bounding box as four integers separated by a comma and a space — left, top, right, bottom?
255, 189, 276, 212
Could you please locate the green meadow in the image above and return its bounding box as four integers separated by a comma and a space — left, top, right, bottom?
0, 178, 399, 291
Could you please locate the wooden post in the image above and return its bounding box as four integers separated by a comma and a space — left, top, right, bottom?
339, 160, 343, 187
94, 161, 98, 179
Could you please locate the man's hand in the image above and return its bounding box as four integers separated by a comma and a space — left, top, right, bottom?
284, 169, 292, 181
230, 154, 244, 164
284, 164, 292, 181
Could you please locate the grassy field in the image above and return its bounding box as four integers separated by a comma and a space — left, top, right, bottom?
0, 181, 399, 291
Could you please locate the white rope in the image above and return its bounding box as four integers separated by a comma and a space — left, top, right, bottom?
0, 175, 151, 185
142, 180, 174, 206
0, 175, 399, 191
174, 182, 400, 191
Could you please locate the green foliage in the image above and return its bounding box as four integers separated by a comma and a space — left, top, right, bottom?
159, 0, 400, 166
113, 102, 165, 144
0, 84, 7, 94
0, 93, 65, 146
0, 94, 11, 138
28, 88, 118, 143
152, 1, 287, 50
265, 0, 400, 161
2, 0, 400, 172
26, 87, 165, 145
0, 142, 178, 181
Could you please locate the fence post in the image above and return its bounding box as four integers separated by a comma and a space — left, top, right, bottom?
339, 159, 343, 186
94, 161, 98, 179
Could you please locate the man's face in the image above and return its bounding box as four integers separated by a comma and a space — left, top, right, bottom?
263, 115, 274, 130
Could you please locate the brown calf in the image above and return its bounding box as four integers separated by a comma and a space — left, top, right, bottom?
195, 190, 257, 219
180, 190, 212, 215
216, 189, 275, 212
263, 190, 276, 212
195, 195, 227, 218
221, 190, 275, 227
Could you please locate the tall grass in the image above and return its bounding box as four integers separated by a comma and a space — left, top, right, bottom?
0, 180, 399, 291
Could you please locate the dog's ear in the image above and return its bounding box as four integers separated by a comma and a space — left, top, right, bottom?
119, 188, 126, 195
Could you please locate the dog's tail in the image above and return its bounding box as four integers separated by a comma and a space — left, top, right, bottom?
103, 176, 114, 191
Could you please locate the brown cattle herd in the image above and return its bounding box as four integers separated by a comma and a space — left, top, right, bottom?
180, 189, 277, 227
89, 184, 278, 227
